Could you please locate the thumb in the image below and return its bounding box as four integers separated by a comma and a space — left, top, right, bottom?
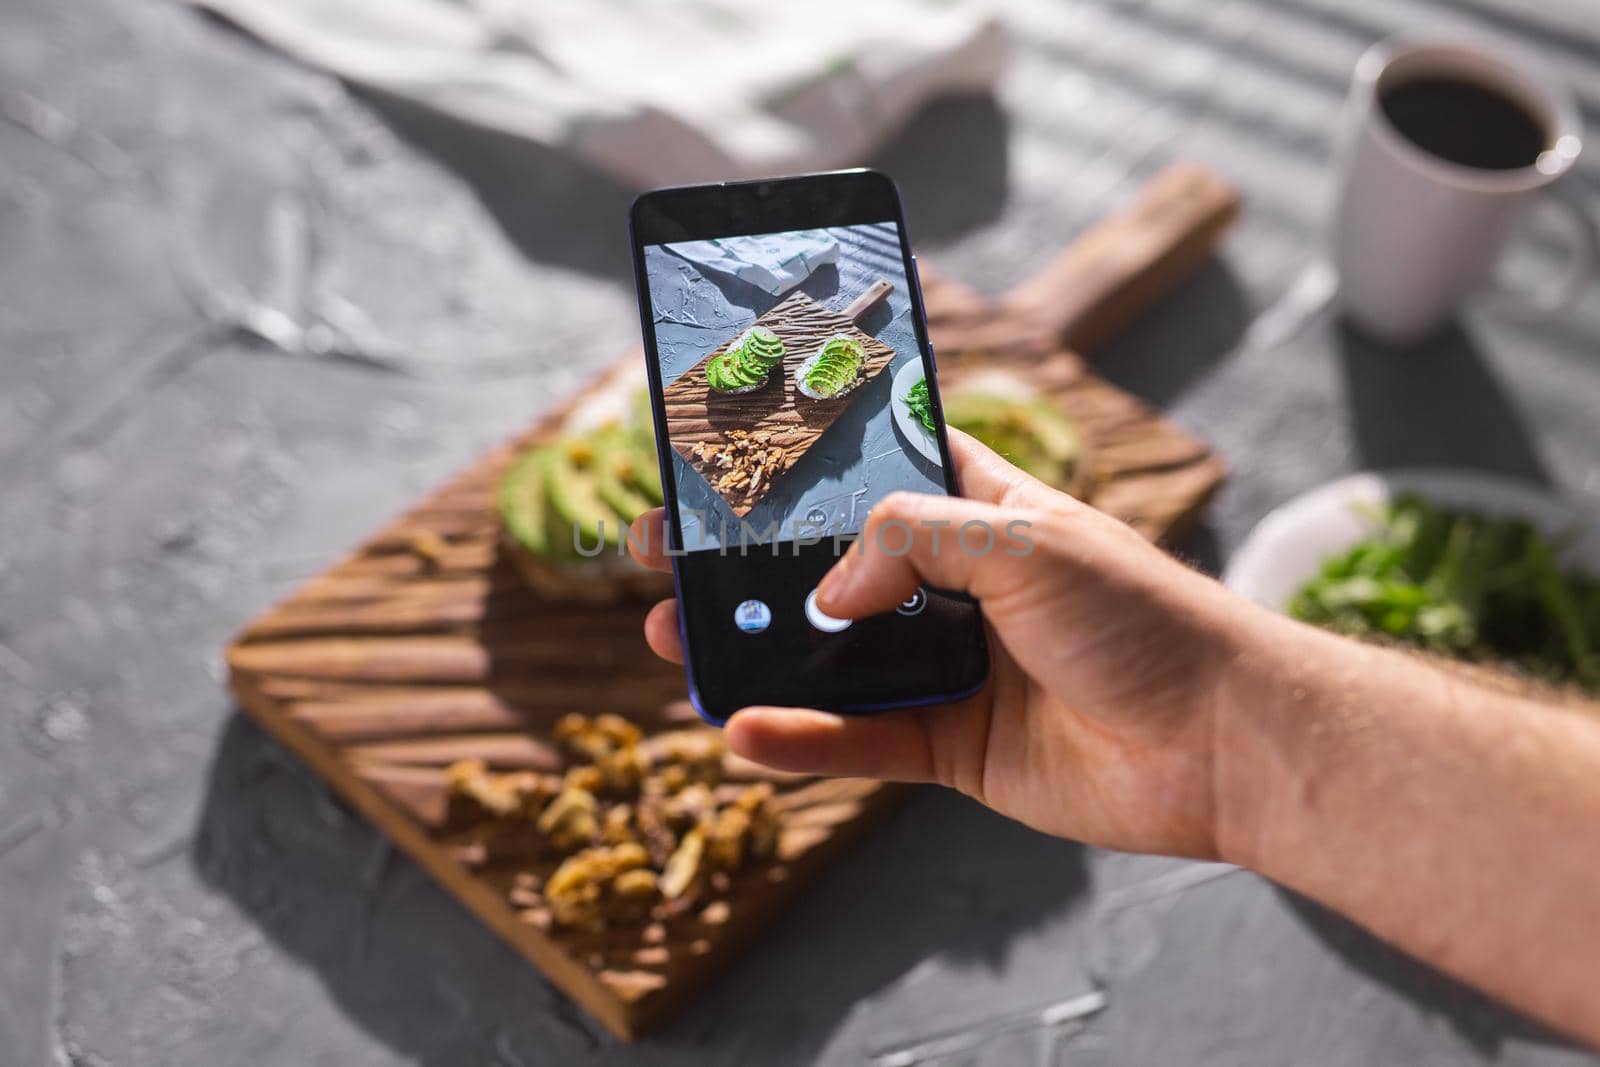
814, 491, 1036, 619
724, 706, 939, 782
725, 686, 994, 794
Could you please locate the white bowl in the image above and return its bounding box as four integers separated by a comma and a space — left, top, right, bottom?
1224, 469, 1600, 612
889, 359, 940, 465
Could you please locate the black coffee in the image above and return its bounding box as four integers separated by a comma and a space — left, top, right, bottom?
1379, 75, 1548, 171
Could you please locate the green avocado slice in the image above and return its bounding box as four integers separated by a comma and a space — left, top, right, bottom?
804, 337, 864, 396
625, 438, 663, 504
942, 393, 1083, 489
546, 437, 625, 554
498, 446, 552, 557
595, 429, 655, 521
727, 350, 766, 387
622, 393, 665, 504
820, 338, 863, 373
808, 358, 844, 383
536, 446, 581, 560
741, 326, 785, 367
805, 375, 842, 398
818, 354, 853, 378
629, 389, 655, 445
706, 354, 732, 391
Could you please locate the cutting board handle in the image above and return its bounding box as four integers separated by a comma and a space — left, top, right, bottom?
1002, 163, 1240, 353
843, 279, 893, 323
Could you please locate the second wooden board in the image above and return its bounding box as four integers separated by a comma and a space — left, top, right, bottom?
661, 282, 896, 517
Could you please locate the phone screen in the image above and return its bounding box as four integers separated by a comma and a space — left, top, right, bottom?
630, 171, 988, 722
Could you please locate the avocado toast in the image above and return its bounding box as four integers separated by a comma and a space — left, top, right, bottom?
796, 335, 865, 400
498, 389, 672, 604
706, 326, 786, 394
903, 370, 1093, 498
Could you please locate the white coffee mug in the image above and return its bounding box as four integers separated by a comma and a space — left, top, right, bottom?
1332, 35, 1596, 344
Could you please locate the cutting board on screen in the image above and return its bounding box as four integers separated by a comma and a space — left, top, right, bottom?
661, 280, 896, 517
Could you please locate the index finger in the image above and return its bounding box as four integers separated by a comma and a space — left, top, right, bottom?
942, 428, 1056, 508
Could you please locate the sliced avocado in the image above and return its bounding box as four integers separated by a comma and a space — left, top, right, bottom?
805, 367, 843, 395
804, 338, 863, 397
546, 437, 625, 553
943, 392, 1082, 490
595, 429, 655, 522
624, 437, 664, 504
727, 351, 765, 387
706, 354, 732, 391
533, 446, 579, 560
742, 327, 785, 367
624, 390, 663, 503
722, 356, 747, 388
804, 358, 853, 396
819, 354, 854, 378
628, 389, 656, 447
736, 346, 768, 377
943, 393, 1003, 422
498, 446, 552, 557
819, 338, 862, 373
939, 391, 1016, 427
1025, 400, 1081, 460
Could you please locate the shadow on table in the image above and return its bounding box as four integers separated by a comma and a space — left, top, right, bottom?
357, 88, 1012, 284
868, 94, 1011, 245
1093, 258, 1252, 408
353, 87, 642, 281
194, 715, 1086, 1066
648, 789, 1089, 1061
1337, 318, 1551, 484
1278, 888, 1577, 1056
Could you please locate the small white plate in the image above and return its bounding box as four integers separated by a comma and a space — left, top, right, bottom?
1224, 469, 1600, 613
890, 360, 940, 465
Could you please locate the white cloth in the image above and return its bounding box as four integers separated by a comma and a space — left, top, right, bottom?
665, 232, 841, 296
187, 0, 1007, 188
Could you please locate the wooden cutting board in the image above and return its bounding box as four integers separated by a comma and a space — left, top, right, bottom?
224, 163, 1240, 1041
661, 280, 896, 517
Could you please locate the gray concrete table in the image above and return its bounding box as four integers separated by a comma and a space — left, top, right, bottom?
4, 0, 1599, 1064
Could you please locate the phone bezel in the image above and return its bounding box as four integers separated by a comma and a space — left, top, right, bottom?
628, 170, 986, 723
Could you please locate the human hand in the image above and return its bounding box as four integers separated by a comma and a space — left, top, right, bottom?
644, 431, 1600, 1046
629, 430, 1256, 860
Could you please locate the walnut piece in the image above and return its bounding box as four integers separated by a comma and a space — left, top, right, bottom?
695, 432, 791, 504
448, 713, 785, 936
536, 787, 599, 851
659, 827, 705, 901
445, 759, 549, 821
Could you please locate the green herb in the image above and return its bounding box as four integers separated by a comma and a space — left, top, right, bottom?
903, 377, 935, 433
1288, 493, 1600, 693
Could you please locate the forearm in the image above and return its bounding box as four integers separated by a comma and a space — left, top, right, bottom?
1215, 609, 1600, 1045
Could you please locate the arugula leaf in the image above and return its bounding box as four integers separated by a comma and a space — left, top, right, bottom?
1288, 493, 1599, 694
903, 377, 935, 433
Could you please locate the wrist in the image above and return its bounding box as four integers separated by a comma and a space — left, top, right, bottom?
1205, 605, 1396, 874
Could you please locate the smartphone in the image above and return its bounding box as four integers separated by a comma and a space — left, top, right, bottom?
629, 170, 989, 724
